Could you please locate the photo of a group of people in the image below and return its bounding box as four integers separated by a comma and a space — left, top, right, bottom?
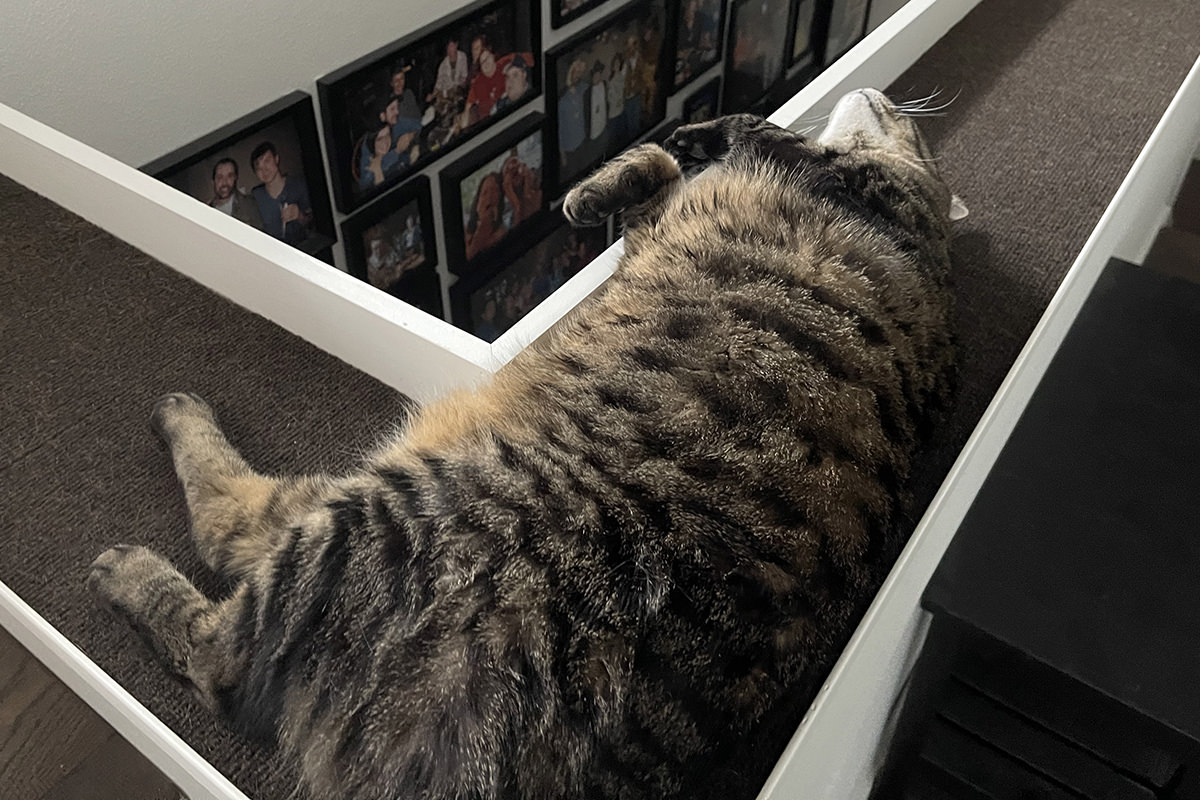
319, 0, 539, 211
673, 0, 724, 89
724, 0, 792, 112
455, 220, 608, 342
548, 0, 668, 195
143, 92, 335, 261
364, 208, 426, 291
441, 114, 545, 270
340, 176, 442, 317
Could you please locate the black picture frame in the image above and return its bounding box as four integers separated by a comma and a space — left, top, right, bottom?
768, 61, 821, 111
141, 91, 336, 263
439, 113, 548, 274
787, 0, 822, 68
551, 0, 611, 29
643, 118, 682, 146
671, 0, 726, 91
545, 0, 673, 199
823, 0, 873, 64
721, 0, 793, 114
451, 214, 609, 341
317, 0, 541, 214
340, 175, 444, 319
681, 76, 721, 124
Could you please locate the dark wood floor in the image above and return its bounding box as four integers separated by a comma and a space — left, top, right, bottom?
0, 626, 180, 800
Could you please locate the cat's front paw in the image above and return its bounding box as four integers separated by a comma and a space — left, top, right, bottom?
562, 183, 611, 229
150, 392, 215, 444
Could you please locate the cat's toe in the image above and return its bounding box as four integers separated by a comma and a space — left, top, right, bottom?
151, 392, 214, 441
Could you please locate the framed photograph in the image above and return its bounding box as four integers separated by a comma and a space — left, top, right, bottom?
340, 176, 444, 319
672, 0, 725, 91
141, 91, 336, 261
439, 113, 547, 273
769, 62, 820, 111
681, 76, 721, 124
546, 0, 672, 198
552, 0, 611, 29
824, 0, 872, 63
722, 0, 792, 114
787, 0, 821, 67
451, 216, 609, 341
318, 0, 541, 213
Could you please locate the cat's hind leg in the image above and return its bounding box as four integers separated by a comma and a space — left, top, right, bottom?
562, 143, 682, 233
152, 393, 327, 580
87, 545, 248, 707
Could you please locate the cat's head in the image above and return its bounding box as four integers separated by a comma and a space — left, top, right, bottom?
816, 88, 968, 223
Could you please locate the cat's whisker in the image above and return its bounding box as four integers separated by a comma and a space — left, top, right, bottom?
899, 88, 962, 117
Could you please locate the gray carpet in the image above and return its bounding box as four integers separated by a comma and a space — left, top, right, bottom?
2, 0, 1199, 797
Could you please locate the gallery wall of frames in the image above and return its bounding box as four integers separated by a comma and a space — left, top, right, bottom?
140, 0, 875, 343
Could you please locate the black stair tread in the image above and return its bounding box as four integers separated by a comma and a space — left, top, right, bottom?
919, 717, 1081, 800
952, 637, 1182, 790
904, 759, 994, 800
924, 258, 1200, 743
1143, 226, 1200, 283
1173, 159, 1200, 235
937, 679, 1157, 799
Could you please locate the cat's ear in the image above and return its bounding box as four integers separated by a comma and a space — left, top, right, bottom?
949, 194, 970, 221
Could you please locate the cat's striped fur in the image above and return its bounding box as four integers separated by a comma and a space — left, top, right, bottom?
89, 92, 957, 799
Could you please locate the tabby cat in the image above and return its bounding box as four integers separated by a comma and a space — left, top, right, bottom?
88, 89, 958, 799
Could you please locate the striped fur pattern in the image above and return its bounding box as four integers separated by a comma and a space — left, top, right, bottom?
88, 91, 957, 799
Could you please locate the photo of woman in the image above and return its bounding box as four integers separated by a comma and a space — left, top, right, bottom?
441, 113, 546, 271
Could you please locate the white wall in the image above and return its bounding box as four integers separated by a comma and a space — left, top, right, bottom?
1, 0, 909, 166
0, 0, 452, 166
0, 0, 906, 308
